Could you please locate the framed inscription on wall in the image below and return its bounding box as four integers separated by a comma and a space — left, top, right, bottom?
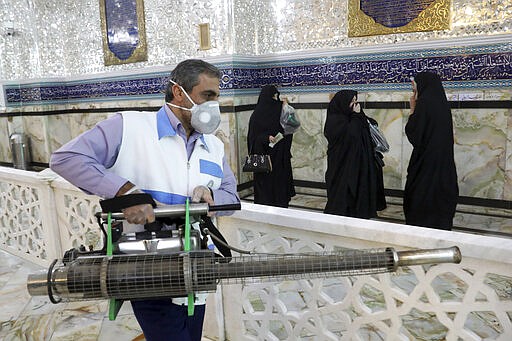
348, 0, 451, 37
99, 0, 148, 66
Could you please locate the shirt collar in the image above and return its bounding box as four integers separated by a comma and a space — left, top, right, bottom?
197, 135, 210, 152
157, 106, 177, 138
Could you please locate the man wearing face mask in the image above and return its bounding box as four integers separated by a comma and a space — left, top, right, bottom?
50, 59, 240, 341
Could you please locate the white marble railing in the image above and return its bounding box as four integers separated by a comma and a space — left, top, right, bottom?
0, 166, 101, 267
209, 205, 512, 340
1, 166, 511, 340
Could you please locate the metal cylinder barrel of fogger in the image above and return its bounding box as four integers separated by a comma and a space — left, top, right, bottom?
28, 246, 462, 302
27, 251, 219, 300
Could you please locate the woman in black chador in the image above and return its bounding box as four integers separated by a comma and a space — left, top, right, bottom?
324, 90, 386, 219
404, 72, 458, 230
247, 85, 295, 207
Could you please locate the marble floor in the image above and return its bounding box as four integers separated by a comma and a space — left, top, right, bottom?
268, 189, 512, 238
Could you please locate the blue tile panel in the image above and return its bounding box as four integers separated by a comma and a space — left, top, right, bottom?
360, 0, 436, 28
105, 0, 140, 60
3, 43, 511, 106
5, 76, 168, 104
229, 52, 511, 91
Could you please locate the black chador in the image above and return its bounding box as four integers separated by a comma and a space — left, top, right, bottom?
324, 90, 386, 219
404, 72, 458, 230
247, 85, 295, 207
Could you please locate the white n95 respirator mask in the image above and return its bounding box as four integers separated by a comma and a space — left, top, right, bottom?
167, 80, 221, 134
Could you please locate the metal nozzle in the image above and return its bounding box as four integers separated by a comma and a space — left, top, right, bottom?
27, 272, 49, 296
395, 246, 461, 268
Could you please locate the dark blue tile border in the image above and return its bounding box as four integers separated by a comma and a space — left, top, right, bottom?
229, 52, 511, 89
3, 43, 511, 106
4, 76, 169, 105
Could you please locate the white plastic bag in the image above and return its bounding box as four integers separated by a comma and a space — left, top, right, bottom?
280, 103, 301, 135
367, 120, 389, 153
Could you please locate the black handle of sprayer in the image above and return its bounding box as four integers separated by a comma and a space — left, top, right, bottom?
208, 203, 241, 212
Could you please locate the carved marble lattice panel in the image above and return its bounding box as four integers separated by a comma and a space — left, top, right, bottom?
0, 181, 47, 260
59, 193, 102, 251
233, 227, 512, 340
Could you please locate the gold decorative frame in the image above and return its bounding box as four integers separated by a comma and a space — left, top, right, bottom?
99, 0, 148, 66
348, 0, 451, 37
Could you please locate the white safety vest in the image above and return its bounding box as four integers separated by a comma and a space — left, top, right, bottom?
109, 109, 225, 202
109, 108, 225, 305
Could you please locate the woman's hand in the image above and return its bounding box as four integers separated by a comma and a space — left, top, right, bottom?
409, 93, 417, 114
409, 80, 417, 114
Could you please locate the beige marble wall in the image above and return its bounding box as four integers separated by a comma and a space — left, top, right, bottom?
506, 109, 512, 201
0, 116, 25, 164
0, 117, 11, 163
453, 108, 507, 199
291, 108, 328, 182
45, 112, 112, 157
236, 110, 253, 184
22, 115, 49, 164
217, 109, 238, 180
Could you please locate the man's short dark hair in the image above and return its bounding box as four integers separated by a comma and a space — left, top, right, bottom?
165, 59, 221, 102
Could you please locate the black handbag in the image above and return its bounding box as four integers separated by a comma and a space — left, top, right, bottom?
242, 154, 272, 173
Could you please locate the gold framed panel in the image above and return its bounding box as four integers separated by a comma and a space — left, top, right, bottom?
348, 0, 451, 37
198, 23, 212, 50
99, 0, 148, 66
